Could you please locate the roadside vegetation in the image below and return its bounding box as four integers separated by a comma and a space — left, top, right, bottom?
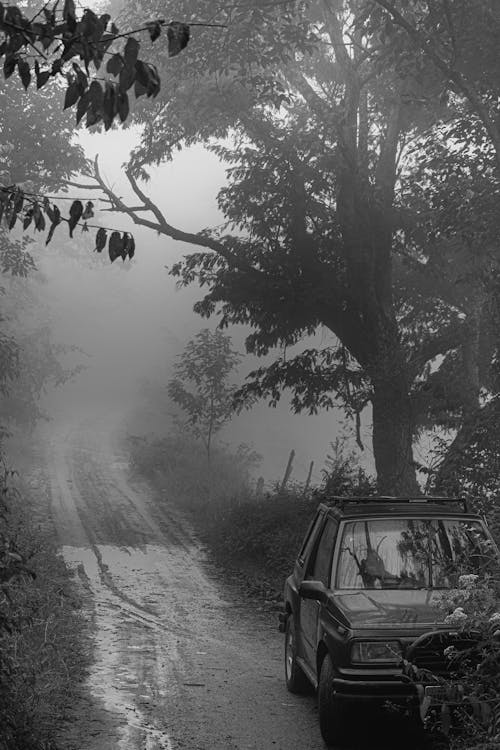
0, 465, 90, 750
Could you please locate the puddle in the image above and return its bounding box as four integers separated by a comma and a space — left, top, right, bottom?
61, 544, 176, 750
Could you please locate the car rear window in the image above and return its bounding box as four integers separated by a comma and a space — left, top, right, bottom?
336, 517, 495, 590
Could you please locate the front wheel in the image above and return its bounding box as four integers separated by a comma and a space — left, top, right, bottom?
284, 616, 310, 694
318, 653, 351, 747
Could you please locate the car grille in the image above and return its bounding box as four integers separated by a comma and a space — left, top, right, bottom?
407, 631, 479, 676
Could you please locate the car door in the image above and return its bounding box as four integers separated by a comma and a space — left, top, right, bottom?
299, 517, 338, 669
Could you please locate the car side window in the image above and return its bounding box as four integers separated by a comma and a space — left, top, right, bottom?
309, 519, 338, 586
298, 513, 324, 567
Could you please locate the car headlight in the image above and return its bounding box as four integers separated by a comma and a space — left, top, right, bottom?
351, 640, 402, 664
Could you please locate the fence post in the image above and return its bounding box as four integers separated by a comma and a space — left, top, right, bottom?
280, 449, 295, 492
303, 460, 314, 497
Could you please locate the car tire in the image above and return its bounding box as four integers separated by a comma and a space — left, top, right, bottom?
318, 652, 351, 747
284, 616, 310, 694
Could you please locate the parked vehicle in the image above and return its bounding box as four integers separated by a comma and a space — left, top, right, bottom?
279, 496, 499, 747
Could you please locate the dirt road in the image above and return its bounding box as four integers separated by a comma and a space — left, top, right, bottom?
44, 424, 324, 750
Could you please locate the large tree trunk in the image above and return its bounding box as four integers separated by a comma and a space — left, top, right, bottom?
371, 370, 419, 495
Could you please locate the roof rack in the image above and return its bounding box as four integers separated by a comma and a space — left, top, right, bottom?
324, 495, 471, 513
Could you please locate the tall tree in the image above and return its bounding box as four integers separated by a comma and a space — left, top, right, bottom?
78, 0, 444, 492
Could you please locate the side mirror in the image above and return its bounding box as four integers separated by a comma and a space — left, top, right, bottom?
299, 580, 328, 603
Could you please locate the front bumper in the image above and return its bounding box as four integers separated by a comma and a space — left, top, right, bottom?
333, 675, 418, 703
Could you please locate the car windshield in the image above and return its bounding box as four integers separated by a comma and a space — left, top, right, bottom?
336, 518, 495, 590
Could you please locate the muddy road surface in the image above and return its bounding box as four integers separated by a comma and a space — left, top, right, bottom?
45, 425, 325, 750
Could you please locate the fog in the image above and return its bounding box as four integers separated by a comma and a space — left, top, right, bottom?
36, 128, 369, 483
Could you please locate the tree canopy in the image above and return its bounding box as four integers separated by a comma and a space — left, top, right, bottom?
73, 0, 500, 495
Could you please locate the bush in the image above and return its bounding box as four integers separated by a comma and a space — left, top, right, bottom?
127, 431, 261, 510
431, 573, 500, 750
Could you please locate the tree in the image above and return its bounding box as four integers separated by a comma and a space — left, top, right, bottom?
80, 0, 500, 495
168, 329, 242, 459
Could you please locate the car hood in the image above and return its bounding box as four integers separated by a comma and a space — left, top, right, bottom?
332, 589, 446, 629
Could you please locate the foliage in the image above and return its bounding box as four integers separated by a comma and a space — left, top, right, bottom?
407, 572, 500, 750
0, 464, 89, 750
0, 187, 137, 262
321, 437, 375, 496
0, 0, 214, 261
0, 2, 190, 128
167, 328, 244, 458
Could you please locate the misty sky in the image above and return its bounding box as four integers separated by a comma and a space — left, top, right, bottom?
38, 127, 371, 483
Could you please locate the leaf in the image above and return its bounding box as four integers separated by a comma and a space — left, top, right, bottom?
17, 59, 31, 89
146, 21, 162, 42
119, 63, 135, 93
124, 37, 139, 69
35, 61, 50, 89
76, 90, 90, 124
80, 8, 100, 41
63, 0, 77, 33
51, 58, 63, 77
81, 201, 94, 219
23, 209, 33, 230
145, 63, 160, 97
86, 80, 103, 126
4, 54, 17, 79
102, 81, 116, 130
42, 196, 53, 219
40, 35, 53, 51
134, 61, 160, 97
106, 53, 123, 77
120, 233, 128, 260
32, 201, 42, 228
86, 108, 101, 127
64, 80, 80, 109
94, 227, 106, 252
9, 209, 17, 230
72, 63, 88, 90
13, 189, 23, 214
124, 233, 135, 259
167, 22, 190, 57
117, 91, 129, 123
108, 231, 123, 262
88, 80, 103, 111
34, 208, 46, 232
45, 204, 61, 244
81, 221, 89, 232
68, 199, 83, 237
134, 78, 147, 99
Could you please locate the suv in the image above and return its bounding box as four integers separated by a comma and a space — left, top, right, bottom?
280, 496, 499, 747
